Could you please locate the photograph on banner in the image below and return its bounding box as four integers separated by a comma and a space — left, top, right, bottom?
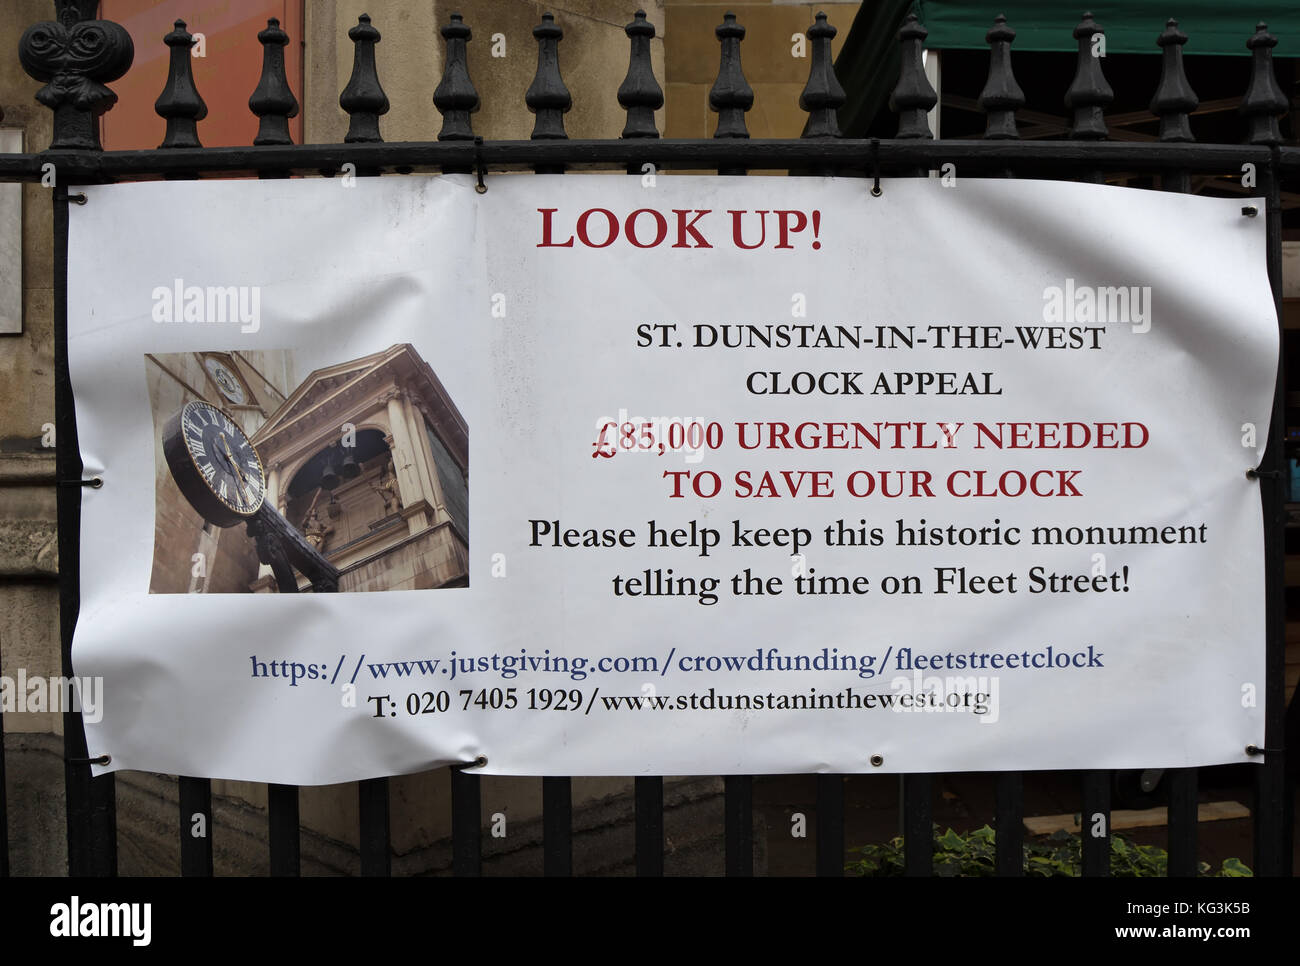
145, 347, 468, 594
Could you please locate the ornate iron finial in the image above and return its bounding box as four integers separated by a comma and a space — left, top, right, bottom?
799, 12, 846, 138
19, 0, 134, 150
54, 0, 96, 27
1241, 23, 1287, 145
250, 17, 299, 145
340, 14, 389, 143
710, 13, 753, 138
979, 15, 1024, 139
619, 10, 663, 139
434, 13, 479, 140
1150, 20, 1197, 143
1065, 12, 1113, 139
155, 20, 208, 149
890, 13, 937, 139
526, 13, 571, 140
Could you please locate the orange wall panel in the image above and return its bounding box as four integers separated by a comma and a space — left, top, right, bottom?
102, 0, 304, 149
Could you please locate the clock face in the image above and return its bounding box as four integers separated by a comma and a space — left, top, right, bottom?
204, 356, 247, 405
163, 401, 266, 526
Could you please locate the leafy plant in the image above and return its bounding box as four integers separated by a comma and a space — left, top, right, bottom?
846, 824, 1252, 877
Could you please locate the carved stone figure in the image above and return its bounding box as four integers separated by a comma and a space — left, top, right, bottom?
372, 458, 401, 514
303, 508, 333, 551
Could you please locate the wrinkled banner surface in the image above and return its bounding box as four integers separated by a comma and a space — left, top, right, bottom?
67, 174, 1277, 783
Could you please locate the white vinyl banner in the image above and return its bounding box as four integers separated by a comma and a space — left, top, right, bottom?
67, 174, 1277, 784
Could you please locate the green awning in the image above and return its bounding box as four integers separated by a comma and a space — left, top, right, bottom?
914, 2, 1299, 56
833, 2, 1297, 137
833, 1, 916, 138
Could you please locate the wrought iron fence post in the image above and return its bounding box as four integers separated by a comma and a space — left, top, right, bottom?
341, 14, 389, 144
799, 12, 845, 140
1065, 12, 1113, 141
526, 13, 571, 141
18, 0, 133, 151
710, 13, 752, 142
250, 17, 299, 146
980, 15, 1023, 141
1255, 145, 1292, 876
155, 20, 206, 149
619, 10, 662, 140
891, 12, 936, 140
1151, 19, 1196, 146
1242, 24, 1288, 146
18, 0, 130, 878
434, 14, 479, 143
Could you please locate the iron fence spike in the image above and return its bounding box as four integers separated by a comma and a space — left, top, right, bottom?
340, 14, 389, 144
710, 13, 753, 140
250, 17, 299, 146
1065, 12, 1113, 140
800, 12, 845, 139
891, 12, 937, 140
619, 10, 663, 140
526, 13, 572, 141
1241, 22, 1287, 145
435, 13, 480, 141
1151, 19, 1197, 143
980, 14, 1024, 140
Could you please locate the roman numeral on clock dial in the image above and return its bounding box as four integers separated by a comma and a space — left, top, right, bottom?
165, 400, 267, 526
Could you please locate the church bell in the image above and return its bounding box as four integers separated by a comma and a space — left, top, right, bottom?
320, 449, 341, 490
341, 450, 360, 480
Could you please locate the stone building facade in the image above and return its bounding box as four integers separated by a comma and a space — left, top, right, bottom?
249, 343, 468, 594
0, 0, 880, 876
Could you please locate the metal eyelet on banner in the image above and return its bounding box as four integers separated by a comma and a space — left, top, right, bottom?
870, 138, 882, 197
68, 754, 111, 766
1245, 745, 1281, 756
68, 193, 88, 205
1245, 467, 1279, 480
1241, 205, 1258, 217
452, 754, 488, 770
474, 135, 488, 194
58, 476, 103, 488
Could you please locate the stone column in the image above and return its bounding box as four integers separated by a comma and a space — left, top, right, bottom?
401, 388, 445, 520
386, 389, 427, 532
265, 462, 282, 513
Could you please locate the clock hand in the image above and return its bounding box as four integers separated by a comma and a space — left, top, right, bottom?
221, 434, 249, 487
219, 434, 257, 505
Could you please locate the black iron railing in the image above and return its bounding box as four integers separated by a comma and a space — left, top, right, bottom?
0, 0, 1295, 878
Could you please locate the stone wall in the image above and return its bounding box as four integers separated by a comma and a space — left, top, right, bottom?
0, 0, 836, 874
340, 520, 466, 592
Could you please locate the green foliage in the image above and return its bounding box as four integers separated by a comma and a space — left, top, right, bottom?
1218, 857, 1252, 877
845, 824, 1252, 877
